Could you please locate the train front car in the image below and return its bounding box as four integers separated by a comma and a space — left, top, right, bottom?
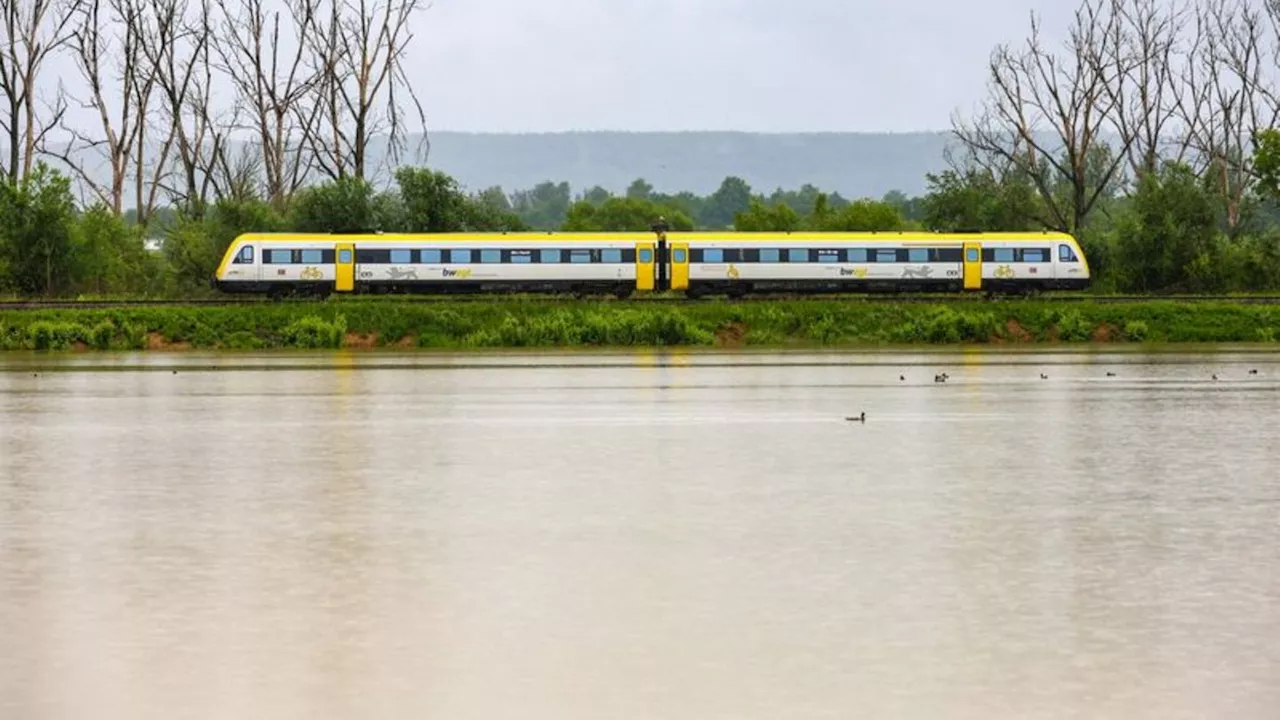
676, 231, 1091, 296
213, 234, 339, 299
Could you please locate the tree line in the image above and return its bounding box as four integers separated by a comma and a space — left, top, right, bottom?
4, 0, 1280, 296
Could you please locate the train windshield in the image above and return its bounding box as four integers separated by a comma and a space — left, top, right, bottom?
234, 245, 254, 264
1059, 245, 1079, 262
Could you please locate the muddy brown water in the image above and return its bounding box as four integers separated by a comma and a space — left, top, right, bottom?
2, 347, 1279, 720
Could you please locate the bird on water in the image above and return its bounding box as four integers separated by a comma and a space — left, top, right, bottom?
845, 412, 866, 423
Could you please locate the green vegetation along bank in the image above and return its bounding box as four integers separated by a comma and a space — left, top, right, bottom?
2, 300, 1279, 352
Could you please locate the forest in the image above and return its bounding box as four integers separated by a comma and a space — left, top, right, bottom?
3, 0, 1280, 296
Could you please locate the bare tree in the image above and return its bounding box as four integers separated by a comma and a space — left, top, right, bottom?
137, 0, 232, 213
303, 0, 427, 183
952, 0, 1133, 232
213, 0, 320, 208
1174, 0, 1279, 229
0, 0, 79, 182
50, 0, 156, 215
1094, 0, 1186, 180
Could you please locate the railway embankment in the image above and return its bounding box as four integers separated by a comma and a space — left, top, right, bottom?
1, 299, 1278, 351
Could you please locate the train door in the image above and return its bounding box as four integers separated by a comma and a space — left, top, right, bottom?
336, 242, 355, 292
962, 242, 982, 291
636, 242, 656, 291
669, 243, 689, 291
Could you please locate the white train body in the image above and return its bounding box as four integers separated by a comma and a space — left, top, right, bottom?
214, 231, 1090, 297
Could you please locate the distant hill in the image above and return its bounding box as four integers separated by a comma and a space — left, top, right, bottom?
29, 130, 964, 204
420, 131, 959, 198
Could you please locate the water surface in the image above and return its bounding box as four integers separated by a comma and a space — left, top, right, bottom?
2, 348, 1278, 720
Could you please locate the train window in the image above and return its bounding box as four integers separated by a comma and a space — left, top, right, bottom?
993, 248, 1014, 263
338, 249, 352, 264
234, 245, 254, 264
875, 250, 897, 263
936, 248, 963, 262
966, 248, 979, 262
569, 250, 592, 263
267, 249, 293, 264
421, 249, 442, 263
541, 249, 561, 263
300, 249, 323, 264
703, 249, 723, 263
1059, 244, 1079, 262
759, 249, 780, 263
480, 249, 501, 263
638, 248, 653, 263
450, 249, 472, 263
510, 250, 533, 264
847, 248, 867, 262
908, 248, 928, 263
817, 250, 840, 263
602, 249, 622, 263
389, 249, 412, 264
1022, 248, 1048, 263
673, 249, 687, 263
787, 248, 807, 263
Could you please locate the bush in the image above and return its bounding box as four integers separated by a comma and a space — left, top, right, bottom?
281, 314, 346, 349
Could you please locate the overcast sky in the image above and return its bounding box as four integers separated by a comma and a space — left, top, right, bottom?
411, 0, 1078, 133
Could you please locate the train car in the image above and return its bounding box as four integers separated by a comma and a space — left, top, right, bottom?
677, 231, 1090, 296
214, 232, 657, 299
213, 230, 1090, 298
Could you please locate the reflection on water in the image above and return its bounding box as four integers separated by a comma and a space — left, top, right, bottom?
2, 348, 1279, 720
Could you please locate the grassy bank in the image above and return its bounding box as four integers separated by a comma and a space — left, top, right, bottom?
1, 299, 1278, 351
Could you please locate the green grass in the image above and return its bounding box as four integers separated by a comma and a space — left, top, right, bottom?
1, 299, 1278, 351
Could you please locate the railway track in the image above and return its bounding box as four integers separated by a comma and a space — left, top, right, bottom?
6, 294, 1280, 308
5, 294, 1280, 310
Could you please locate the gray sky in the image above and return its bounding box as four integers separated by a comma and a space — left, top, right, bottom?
413, 0, 1077, 132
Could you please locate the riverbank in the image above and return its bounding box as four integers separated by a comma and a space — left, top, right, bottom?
1, 299, 1278, 351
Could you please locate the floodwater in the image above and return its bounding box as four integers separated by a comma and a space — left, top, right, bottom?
1, 347, 1279, 720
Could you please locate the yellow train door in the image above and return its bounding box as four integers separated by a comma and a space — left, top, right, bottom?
670, 243, 689, 291
336, 242, 355, 292
636, 242, 655, 291
963, 242, 982, 291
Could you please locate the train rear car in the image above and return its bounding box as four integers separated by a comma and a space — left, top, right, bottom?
675, 231, 1090, 296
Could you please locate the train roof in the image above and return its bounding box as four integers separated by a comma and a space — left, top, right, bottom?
229, 230, 1078, 243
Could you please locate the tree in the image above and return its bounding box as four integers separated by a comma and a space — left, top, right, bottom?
1174, 0, 1280, 230
1253, 127, 1280, 199
0, 0, 79, 181
1095, 0, 1185, 182
55, 0, 156, 217
733, 198, 801, 231
511, 181, 571, 229
625, 178, 652, 199
136, 0, 224, 213
289, 175, 377, 232
213, 0, 321, 209
74, 202, 158, 295
923, 168, 1043, 231
701, 176, 751, 228
952, 0, 1132, 233
304, 0, 427, 182
0, 163, 78, 294
562, 197, 693, 232
1113, 161, 1217, 292
818, 199, 905, 231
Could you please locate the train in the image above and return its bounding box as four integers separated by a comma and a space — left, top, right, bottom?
212, 229, 1091, 298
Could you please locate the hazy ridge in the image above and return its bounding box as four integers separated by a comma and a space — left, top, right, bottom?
32, 130, 962, 202
422, 131, 958, 197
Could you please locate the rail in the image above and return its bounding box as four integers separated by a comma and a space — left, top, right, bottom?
6, 294, 1280, 310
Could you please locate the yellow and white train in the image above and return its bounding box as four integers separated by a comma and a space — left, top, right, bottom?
213, 230, 1091, 298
